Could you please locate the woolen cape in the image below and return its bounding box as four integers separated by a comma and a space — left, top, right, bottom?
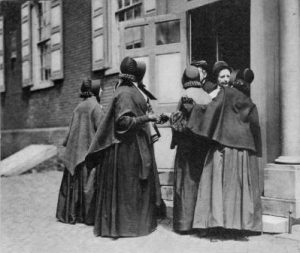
62, 97, 104, 175
85, 82, 162, 237
170, 90, 213, 232
187, 86, 262, 156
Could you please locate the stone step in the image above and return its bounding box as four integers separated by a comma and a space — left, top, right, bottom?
161, 185, 174, 201
164, 200, 173, 218
262, 196, 300, 218
0, 145, 58, 177
158, 169, 174, 185
262, 215, 288, 233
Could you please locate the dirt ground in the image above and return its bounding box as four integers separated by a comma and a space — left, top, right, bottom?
1, 171, 300, 253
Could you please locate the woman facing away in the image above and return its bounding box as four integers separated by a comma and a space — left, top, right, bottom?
85, 57, 163, 238
187, 61, 262, 238
56, 79, 104, 225
170, 65, 212, 233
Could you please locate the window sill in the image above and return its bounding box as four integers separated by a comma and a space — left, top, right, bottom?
30, 81, 54, 91
105, 67, 119, 76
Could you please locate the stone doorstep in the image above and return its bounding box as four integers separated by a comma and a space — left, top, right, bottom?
162, 201, 293, 235
262, 215, 288, 233
264, 163, 300, 200
158, 169, 174, 185
262, 196, 300, 218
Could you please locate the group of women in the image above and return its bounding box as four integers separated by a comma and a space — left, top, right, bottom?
171, 61, 262, 238
55, 57, 262, 240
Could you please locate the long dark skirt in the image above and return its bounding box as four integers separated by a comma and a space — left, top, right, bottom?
56, 163, 96, 225
93, 142, 158, 237
173, 137, 209, 232
193, 146, 262, 232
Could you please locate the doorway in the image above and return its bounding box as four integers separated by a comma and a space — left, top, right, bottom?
189, 0, 250, 74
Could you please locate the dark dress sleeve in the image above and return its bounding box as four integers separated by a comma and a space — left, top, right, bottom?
248, 105, 262, 157
114, 91, 150, 137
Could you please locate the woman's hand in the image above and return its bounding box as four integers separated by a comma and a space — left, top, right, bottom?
148, 113, 160, 122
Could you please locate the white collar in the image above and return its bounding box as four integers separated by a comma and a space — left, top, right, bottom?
209, 85, 221, 99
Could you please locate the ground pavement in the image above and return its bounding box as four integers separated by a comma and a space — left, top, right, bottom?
1, 171, 300, 253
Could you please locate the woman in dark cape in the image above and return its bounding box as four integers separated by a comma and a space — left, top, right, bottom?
56, 79, 104, 225
170, 66, 212, 232
188, 65, 262, 234
85, 57, 162, 238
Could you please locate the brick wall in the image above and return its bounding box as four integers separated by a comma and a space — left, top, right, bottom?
1, 0, 116, 131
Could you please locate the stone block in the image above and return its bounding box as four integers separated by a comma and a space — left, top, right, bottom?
161, 185, 174, 201
0, 145, 58, 177
264, 163, 300, 200
154, 127, 176, 169
262, 196, 300, 218
159, 169, 174, 185
262, 215, 288, 233
163, 200, 173, 218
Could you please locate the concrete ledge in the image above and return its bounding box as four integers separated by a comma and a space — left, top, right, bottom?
262, 215, 288, 233
262, 196, 300, 218
1, 127, 68, 159
0, 145, 58, 177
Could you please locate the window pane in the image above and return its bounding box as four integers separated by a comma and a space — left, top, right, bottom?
118, 0, 123, 9
125, 25, 145, 49
40, 41, 51, 81
156, 53, 182, 102
93, 35, 104, 61
156, 20, 180, 45
134, 6, 141, 18
124, 0, 130, 7
125, 9, 133, 20
118, 12, 124, 22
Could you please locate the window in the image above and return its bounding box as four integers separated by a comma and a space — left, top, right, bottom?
0, 16, 4, 92
124, 25, 145, 49
21, 0, 63, 90
91, 0, 105, 70
156, 20, 180, 45
119, 14, 187, 114
37, 1, 51, 84
116, 0, 142, 22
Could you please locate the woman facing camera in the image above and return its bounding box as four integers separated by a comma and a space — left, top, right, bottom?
189, 63, 262, 238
